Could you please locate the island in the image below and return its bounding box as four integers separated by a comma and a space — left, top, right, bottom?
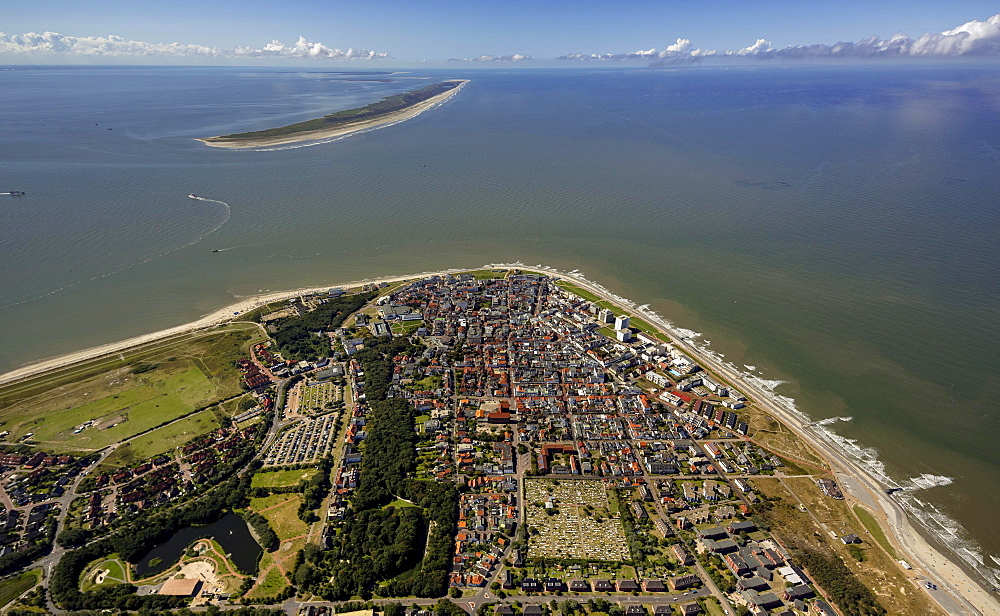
197, 79, 469, 149
0, 265, 995, 616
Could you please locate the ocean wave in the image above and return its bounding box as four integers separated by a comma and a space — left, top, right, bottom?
745, 376, 789, 391
814, 416, 853, 426
908, 473, 955, 490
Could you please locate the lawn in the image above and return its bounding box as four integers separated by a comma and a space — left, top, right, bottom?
251, 468, 318, 489
0, 569, 40, 608
100, 409, 221, 469
245, 557, 289, 600
464, 269, 509, 280
0, 326, 260, 453
853, 505, 898, 559
250, 494, 308, 540
390, 320, 424, 337
385, 498, 421, 509
80, 555, 127, 591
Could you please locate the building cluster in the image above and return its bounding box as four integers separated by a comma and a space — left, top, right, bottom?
694, 526, 828, 614
237, 355, 274, 393
816, 478, 844, 499
80, 427, 258, 528
0, 452, 81, 506
451, 477, 518, 587
368, 273, 759, 482
0, 502, 58, 558
301, 274, 835, 614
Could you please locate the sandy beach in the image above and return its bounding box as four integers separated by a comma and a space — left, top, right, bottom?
196, 79, 469, 149
1, 262, 996, 615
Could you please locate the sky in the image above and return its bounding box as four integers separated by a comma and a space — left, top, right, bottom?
2, 0, 1000, 65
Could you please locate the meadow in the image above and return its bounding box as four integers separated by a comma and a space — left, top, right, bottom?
0, 326, 260, 454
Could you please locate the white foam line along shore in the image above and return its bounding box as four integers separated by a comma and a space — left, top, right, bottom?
1, 262, 997, 615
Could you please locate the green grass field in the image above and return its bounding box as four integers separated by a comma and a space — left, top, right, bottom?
251, 468, 318, 489
250, 494, 308, 540
385, 498, 421, 509
100, 409, 221, 469
465, 269, 509, 280
80, 556, 127, 591
853, 505, 898, 559
0, 326, 260, 454
245, 557, 288, 600
0, 569, 40, 608
14, 364, 213, 450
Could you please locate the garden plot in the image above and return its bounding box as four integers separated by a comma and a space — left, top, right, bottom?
524, 479, 630, 562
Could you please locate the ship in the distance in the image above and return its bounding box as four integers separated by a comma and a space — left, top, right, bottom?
188, 193, 199, 199
1, 191, 25, 196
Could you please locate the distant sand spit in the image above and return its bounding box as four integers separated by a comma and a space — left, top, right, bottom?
197, 80, 468, 150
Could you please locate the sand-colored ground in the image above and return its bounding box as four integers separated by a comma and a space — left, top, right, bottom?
1, 262, 996, 615
197, 80, 468, 149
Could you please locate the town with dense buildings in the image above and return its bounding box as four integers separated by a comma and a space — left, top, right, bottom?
0, 270, 938, 615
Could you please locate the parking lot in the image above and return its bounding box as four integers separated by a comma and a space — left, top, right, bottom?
263, 414, 338, 466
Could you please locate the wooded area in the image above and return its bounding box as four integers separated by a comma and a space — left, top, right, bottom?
271, 291, 377, 361
299, 337, 457, 600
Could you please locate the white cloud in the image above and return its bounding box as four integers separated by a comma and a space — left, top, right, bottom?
0, 31, 387, 59
730, 38, 772, 56
0, 31, 219, 56
560, 12, 1000, 63
232, 36, 387, 59
449, 53, 532, 62
559, 41, 706, 62
659, 38, 693, 57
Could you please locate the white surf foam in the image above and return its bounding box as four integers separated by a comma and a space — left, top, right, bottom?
814, 416, 853, 426
908, 474, 955, 490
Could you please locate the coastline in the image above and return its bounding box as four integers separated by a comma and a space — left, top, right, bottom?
196, 79, 469, 150
1, 263, 996, 615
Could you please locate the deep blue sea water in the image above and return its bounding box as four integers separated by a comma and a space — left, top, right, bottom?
1, 63, 998, 585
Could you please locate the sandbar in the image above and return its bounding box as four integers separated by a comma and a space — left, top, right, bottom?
197, 80, 468, 149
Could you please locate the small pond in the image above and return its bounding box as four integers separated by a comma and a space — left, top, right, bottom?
134, 512, 262, 577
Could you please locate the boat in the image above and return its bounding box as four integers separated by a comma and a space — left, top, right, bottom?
188, 193, 199, 199
212, 249, 220, 253
1, 191, 25, 196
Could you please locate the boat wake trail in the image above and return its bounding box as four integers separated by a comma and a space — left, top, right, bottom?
0, 195, 232, 310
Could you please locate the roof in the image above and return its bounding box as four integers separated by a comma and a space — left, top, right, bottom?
159, 578, 201, 596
